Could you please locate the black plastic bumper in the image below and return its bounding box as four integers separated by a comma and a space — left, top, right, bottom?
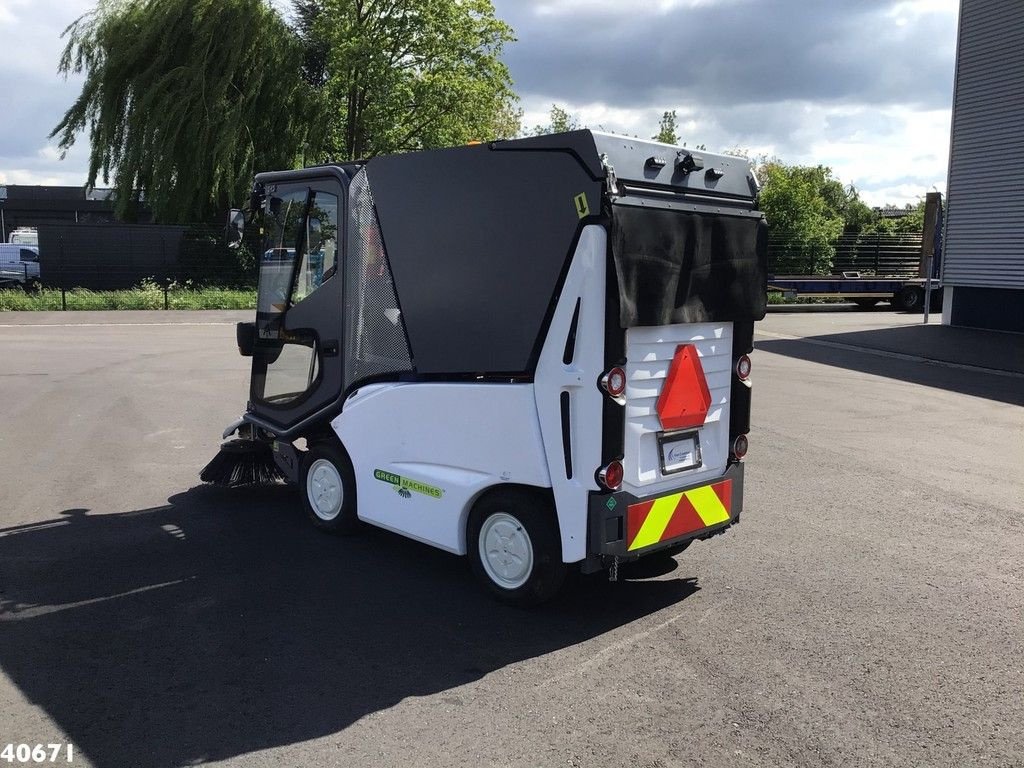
587, 461, 744, 561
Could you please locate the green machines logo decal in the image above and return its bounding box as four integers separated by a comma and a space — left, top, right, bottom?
374, 469, 444, 499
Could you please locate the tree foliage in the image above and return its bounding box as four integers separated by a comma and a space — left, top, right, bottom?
52, 0, 310, 223
303, 0, 519, 162
532, 104, 580, 135
53, 0, 520, 221
863, 200, 926, 235
653, 110, 678, 144
757, 162, 846, 273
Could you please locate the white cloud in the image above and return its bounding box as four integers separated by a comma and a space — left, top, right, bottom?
0, 0, 93, 186
533, 0, 746, 16
3, 0, 959, 207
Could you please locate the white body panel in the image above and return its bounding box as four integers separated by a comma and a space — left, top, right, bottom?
623, 322, 733, 498
332, 383, 550, 555
534, 225, 607, 563
330, 228, 732, 565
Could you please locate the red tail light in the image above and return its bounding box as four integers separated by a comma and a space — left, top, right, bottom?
735, 354, 752, 380
600, 366, 627, 399
597, 460, 624, 491
732, 434, 749, 460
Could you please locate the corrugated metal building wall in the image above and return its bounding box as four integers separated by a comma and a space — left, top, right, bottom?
942, 0, 1024, 333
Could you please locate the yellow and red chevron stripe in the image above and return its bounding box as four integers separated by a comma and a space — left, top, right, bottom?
626, 480, 732, 551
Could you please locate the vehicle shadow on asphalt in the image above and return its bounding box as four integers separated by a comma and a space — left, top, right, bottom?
757, 331, 1024, 406
0, 485, 698, 767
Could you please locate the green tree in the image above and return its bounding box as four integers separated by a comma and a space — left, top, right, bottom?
842, 194, 875, 234
305, 0, 519, 161
864, 200, 926, 235
532, 104, 580, 135
758, 162, 845, 273
653, 110, 678, 144
52, 0, 310, 223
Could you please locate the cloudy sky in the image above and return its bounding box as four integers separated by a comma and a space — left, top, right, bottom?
0, 0, 959, 206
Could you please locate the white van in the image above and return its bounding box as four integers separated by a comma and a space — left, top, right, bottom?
8, 227, 38, 247
0, 243, 40, 286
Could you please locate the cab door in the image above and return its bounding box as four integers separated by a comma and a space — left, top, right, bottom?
248, 173, 346, 434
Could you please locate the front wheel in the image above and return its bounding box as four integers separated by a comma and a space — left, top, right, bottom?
300, 442, 359, 534
468, 489, 566, 606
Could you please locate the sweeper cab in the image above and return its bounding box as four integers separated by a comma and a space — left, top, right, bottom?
203, 130, 767, 605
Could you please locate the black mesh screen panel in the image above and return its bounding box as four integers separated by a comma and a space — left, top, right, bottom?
611, 205, 768, 327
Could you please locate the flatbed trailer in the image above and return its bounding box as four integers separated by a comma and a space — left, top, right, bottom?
768, 192, 944, 312
768, 273, 942, 311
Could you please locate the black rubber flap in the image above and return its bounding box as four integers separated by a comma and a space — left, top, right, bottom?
611, 205, 768, 327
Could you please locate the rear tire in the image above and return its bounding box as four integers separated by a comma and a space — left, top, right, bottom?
468, 489, 566, 606
300, 442, 359, 534
895, 285, 924, 312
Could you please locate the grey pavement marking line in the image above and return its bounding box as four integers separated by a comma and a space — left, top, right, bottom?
755, 329, 1024, 380
0, 578, 196, 620
538, 604, 704, 689
0, 322, 237, 328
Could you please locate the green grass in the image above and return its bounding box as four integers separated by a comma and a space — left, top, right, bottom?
767, 291, 850, 305
0, 287, 256, 311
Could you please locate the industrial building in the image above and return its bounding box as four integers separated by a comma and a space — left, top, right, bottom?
942, 0, 1024, 333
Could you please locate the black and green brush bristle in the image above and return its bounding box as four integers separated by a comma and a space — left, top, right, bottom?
200, 439, 286, 487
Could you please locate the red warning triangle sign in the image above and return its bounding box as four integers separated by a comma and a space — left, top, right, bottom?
656, 344, 712, 431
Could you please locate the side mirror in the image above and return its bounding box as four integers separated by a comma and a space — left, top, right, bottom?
227, 209, 245, 250
236, 321, 256, 357
307, 217, 323, 254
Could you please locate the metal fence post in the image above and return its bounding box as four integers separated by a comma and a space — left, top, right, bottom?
874, 235, 880, 274
161, 234, 169, 310
59, 233, 67, 311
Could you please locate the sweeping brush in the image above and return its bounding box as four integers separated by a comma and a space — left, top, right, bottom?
200, 438, 287, 487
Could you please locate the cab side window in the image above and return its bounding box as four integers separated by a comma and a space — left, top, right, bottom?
291, 191, 340, 307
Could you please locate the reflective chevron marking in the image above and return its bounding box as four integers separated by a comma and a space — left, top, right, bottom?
626, 479, 733, 551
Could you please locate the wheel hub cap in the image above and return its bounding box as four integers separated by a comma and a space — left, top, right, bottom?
479, 512, 534, 589
307, 459, 343, 521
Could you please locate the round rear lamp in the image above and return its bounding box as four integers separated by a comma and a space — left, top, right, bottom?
735, 354, 752, 380
732, 434, 749, 460
601, 366, 627, 398
597, 460, 624, 491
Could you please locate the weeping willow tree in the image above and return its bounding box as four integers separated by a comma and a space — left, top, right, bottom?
51, 0, 311, 223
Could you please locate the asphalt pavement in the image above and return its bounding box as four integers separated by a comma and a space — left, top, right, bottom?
0, 310, 1021, 768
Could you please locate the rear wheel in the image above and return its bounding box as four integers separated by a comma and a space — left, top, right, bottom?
468, 489, 566, 606
895, 285, 924, 312
300, 442, 359, 534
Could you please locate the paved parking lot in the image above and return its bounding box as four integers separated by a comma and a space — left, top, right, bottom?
1, 310, 1021, 767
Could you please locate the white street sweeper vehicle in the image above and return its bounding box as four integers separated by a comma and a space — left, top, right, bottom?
203, 130, 767, 605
